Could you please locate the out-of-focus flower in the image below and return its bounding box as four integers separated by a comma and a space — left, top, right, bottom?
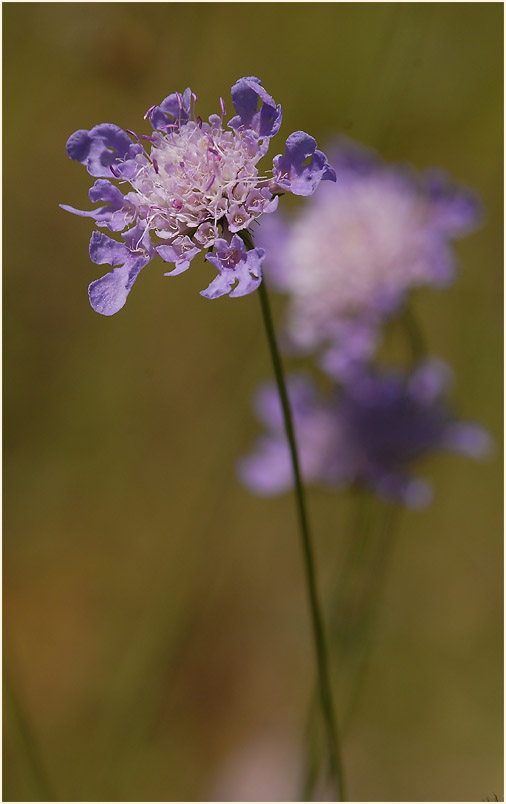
239, 360, 492, 507
61, 77, 335, 314
211, 733, 301, 802
258, 140, 480, 377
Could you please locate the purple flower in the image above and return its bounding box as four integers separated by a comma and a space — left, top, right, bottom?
202, 235, 265, 299
156, 236, 201, 276
228, 76, 282, 139
239, 360, 492, 507
65, 124, 144, 178
258, 139, 481, 377
61, 77, 335, 315
60, 179, 136, 232
271, 131, 337, 196
87, 224, 154, 316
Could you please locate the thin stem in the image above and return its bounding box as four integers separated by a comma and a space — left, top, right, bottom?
341, 503, 400, 732
328, 491, 375, 645
301, 490, 374, 800
257, 278, 347, 802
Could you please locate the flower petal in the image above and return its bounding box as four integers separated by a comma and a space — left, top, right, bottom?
229, 76, 282, 139
373, 474, 433, 508
253, 376, 318, 430
89, 231, 129, 265
200, 271, 237, 300
88, 255, 150, 316
272, 131, 336, 196
148, 88, 192, 130
237, 438, 293, 496
443, 423, 493, 458
407, 359, 452, 404
66, 124, 142, 178
60, 179, 133, 231
156, 236, 200, 276
227, 203, 253, 233
425, 170, 482, 234
229, 250, 264, 297
203, 236, 265, 299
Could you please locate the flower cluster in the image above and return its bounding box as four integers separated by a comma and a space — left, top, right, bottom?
257, 140, 480, 377
239, 362, 491, 507
61, 77, 335, 314
239, 139, 490, 508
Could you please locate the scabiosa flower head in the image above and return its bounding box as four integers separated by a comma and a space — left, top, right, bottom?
239, 360, 491, 507
258, 140, 480, 377
61, 77, 335, 315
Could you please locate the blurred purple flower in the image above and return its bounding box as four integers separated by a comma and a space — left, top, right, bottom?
239, 360, 492, 507
257, 140, 481, 377
61, 77, 334, 315
211, 733, 301, 802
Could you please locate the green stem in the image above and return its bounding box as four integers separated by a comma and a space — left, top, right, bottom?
329, 491, 374, 644
257, 279, 347, 802
301, 490, 374, 800
341, 503, 400, 732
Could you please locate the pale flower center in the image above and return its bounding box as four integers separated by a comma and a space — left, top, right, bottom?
127, 121, 266, 237
283, 178, 432, 327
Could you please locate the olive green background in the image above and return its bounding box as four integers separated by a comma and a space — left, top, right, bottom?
3, 3, 503, 802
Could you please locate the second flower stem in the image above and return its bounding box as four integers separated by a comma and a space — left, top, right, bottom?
257, 279, 347, 802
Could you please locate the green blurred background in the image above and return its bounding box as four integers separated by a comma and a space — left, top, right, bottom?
3, 3, 503, 801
